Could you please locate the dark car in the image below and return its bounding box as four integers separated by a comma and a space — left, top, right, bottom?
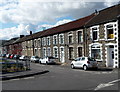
13, 55, 21, 59
1, 54, 6, 58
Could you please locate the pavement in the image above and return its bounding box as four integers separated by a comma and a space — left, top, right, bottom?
0, 68, 49, 81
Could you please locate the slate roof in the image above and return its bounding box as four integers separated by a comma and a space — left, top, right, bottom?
85, 4, 120, 27
14, 13, 95, 43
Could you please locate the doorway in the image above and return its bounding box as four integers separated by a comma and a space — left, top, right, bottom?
107, 45, 114, 67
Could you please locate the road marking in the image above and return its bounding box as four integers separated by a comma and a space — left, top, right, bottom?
23, 77, 35, 80
94, 79, 120, 90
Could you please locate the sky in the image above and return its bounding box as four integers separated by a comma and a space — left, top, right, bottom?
0, 0, 119, 40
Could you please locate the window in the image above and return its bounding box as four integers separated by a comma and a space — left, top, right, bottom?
47, 37, 50, 46
47, 48, 51, 56
53, 35, 57, 45
68, 35, 73, 44
69, 47, 74, 59
38, 39, 41, 46
42, 38, 44, 46
59, 34, 64, 44
106, 24, 114, 39
78, 31, 83, 43
91, 44, 102, 60
43, 48, 46, 58
92, 27, 99, 41
75, 57, 81, 61
44, 38, 46, 46
53, 47, 58, 58
78, 47, 82, 57
81, 57, 85, 60
34, 40, 36, 46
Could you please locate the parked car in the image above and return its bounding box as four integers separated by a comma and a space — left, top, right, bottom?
1, 54, 6, 58
30, 56, 40, 63
10, 54, 14, 59
19, 55, 25, 60
13, 55, 21, 59
39, 56, 57, 64
6, 54, 11, 59
71, 57, 98, 70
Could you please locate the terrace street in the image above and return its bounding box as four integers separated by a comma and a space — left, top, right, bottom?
2, 63, 119, 90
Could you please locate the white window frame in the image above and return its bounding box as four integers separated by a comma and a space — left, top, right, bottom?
43, 47, 46, 58
47, 36, 50, 46
104, 22, 117, 41
77, 30, 83, 43
53, 35, 58, 45
53, 46, 58, 58
68, 32, 73, 44
90, 25, 99, 41
59, 34, 64, 44
89, 43, 102, 61
42, 38, 44, 46
47, 47, 51, 56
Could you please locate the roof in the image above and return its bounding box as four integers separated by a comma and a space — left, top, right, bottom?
40, 14, 95, 37
3, 37, 19, 46
0, 40, 7, 47
85, 4, 120, 27
14, 13, 95, 43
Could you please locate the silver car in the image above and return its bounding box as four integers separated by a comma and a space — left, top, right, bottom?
71, 57, 98, 70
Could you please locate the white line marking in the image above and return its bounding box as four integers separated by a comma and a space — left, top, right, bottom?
94, 83, 114, 90
108, 79, 120, 84
23, 77, 34, 80
94, 79, 120, 90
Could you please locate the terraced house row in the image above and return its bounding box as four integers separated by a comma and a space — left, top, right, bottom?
3, 4, 120, 68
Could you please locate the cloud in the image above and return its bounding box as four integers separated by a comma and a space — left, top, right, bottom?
36, 19, 72, 31
0, 0, 119, 40
0, 19, 72, 40
0, 24, 31, 40
0, 0, 118, 24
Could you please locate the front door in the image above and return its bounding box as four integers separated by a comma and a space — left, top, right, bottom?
60, 48, 65, 63
107, 45, 114, 67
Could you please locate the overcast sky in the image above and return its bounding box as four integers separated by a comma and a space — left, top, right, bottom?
0, 0, 119, 40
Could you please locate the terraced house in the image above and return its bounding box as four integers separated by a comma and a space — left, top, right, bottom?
3, 4, 120, 68
21, 14, 95, 63
85, 4, 120, 68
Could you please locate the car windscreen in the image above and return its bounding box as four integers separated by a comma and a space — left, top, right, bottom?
88, 57, 95, 61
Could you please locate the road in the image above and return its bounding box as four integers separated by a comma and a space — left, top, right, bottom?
2, 62, 119, 90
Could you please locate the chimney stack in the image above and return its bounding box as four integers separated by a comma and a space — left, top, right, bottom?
20, 35, 24, 38
30, 31, 32, 35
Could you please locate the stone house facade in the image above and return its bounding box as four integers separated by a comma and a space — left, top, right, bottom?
85, 4, 120, 68
26, 14, 95, 63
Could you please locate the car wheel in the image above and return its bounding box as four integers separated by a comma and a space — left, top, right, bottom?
71, 64, 75, 69
46, 61, 48, 65
83, 65, 87, 71
39, 61, 41, 64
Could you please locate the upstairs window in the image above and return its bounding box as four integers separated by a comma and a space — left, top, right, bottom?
92, 27, 99, 41
78, 31, 83, 43
68, 35, 73, 44
47, 37, 50, 46
106, 24, 114, 39
53, 35, 57, 45
59, 34, 64, 44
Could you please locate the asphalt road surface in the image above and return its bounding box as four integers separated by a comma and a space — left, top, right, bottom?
2, 62, 119, 91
